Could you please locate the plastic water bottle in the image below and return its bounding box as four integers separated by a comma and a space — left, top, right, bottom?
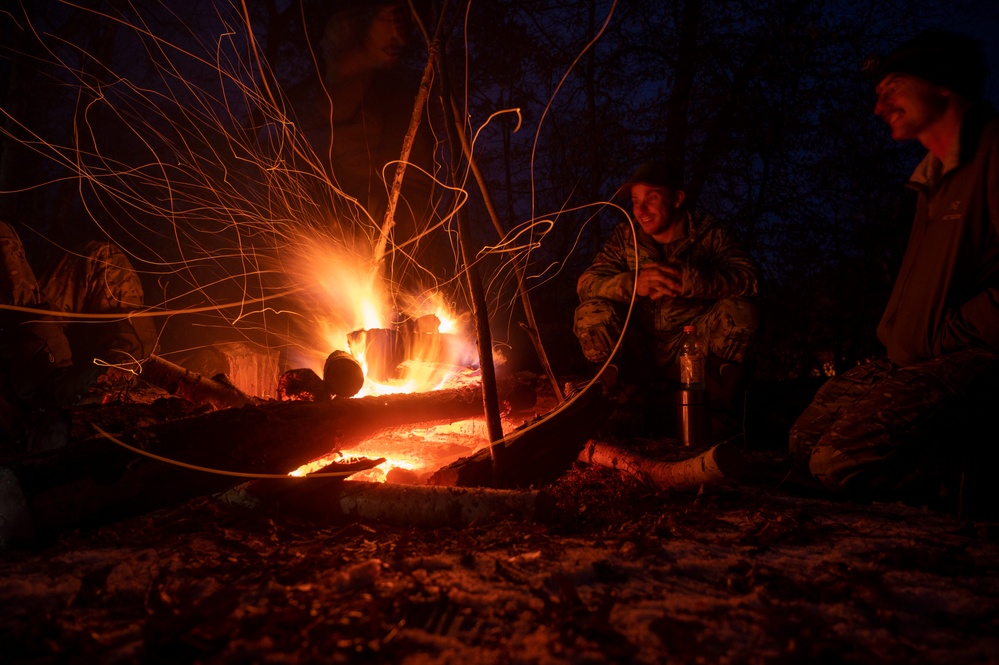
676, 325, 708, 445
678, 325, 706, 389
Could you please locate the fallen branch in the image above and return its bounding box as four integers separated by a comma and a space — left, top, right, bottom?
579, 440, 743, 492
139, 353, 252, 409
225, 478, 552, 528
338, 481, 551, 527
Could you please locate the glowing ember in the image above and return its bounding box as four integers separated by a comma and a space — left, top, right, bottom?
288, 367, 492, 481
322, 417, 495, 484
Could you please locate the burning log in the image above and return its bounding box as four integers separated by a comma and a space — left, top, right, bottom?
274, 351, 366, 401
578, 441, 743, 492
427, 385, 610, 488
323, 350, 364, 397
0, 376, 538, 546
276, 368, 329, 401
347, 320, 469, 385
348, 328, 401, 383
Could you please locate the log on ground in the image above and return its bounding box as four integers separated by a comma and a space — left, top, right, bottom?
139, 353, 253, 409
338, 481, 551, 527
223, 477, 552, 528
428, 385, 610, 488
0, 376, 537, 546
579, 440, 744, 492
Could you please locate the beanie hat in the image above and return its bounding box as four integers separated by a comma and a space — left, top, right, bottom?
867, 30, 988, 100
617, 160, 685, 197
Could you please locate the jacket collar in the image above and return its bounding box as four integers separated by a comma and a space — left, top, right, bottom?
909, 101, 998, 188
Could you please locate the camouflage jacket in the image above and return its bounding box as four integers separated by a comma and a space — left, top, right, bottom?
577, 210, 760, 334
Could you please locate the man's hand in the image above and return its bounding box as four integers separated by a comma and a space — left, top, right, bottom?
635, 263, 683, 300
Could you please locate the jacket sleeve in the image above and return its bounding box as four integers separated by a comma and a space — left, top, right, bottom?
681, 225, 761, 300
940, 287, 999, 354
937, 135, 999, 356
577, 224, 643, 303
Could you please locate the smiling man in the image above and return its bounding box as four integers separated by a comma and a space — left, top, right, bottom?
790, 31, 999, 509
573, 161, 760, 433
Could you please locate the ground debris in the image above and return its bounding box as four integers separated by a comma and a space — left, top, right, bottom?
1, 459, 998, 664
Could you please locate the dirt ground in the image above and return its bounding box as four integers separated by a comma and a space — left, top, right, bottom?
2, 453, 998, 663
1, 377, 998, 664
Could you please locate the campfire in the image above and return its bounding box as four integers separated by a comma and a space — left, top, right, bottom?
278, 301, 496, 483
0, 0, 595, 549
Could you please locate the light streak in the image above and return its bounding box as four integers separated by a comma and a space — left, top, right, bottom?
3, 2, 628, 480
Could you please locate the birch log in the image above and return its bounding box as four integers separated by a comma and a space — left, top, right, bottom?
579, 440, 743, 492
226, 478, 551, 528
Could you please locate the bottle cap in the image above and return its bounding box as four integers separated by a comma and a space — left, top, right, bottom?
683, 325, 696, 333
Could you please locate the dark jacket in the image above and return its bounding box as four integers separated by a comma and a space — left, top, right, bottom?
877, 103, 999, 366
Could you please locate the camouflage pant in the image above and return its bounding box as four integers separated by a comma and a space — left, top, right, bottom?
573, 296, 759, 377
1, 221, 156, 401
789, 347, 999, 498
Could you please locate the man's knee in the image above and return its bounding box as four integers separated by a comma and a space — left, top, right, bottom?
714, 297, 760, 332
808, 440, 937, 500
807, 443, 860, 493
573, 299, 621, 363
702, 297, 760, 363
83, 241, 146, 310
1, 222, 41, 307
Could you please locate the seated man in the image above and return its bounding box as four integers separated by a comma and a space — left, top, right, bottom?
573, 161, 761, 432
1, 221, 158, 452
789, 31, 998, 508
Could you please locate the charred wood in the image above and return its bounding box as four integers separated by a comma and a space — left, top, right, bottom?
277, 368, 329, 401
428, 385, 610, 488
322, 350, 364, 398
0, 376, 538, 547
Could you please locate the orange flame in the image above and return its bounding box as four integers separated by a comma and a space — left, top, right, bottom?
276, 230, 475, 397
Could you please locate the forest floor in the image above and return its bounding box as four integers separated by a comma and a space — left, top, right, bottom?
1, 380, 998, 664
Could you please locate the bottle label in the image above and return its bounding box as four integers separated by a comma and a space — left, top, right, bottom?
679, 356, 705, 387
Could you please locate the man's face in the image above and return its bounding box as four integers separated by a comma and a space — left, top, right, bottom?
364, 4, 409, 68
631, 183, 683, 238
874, 74, 949, 142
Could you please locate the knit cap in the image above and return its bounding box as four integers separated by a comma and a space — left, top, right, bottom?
867, 30, 988, 100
